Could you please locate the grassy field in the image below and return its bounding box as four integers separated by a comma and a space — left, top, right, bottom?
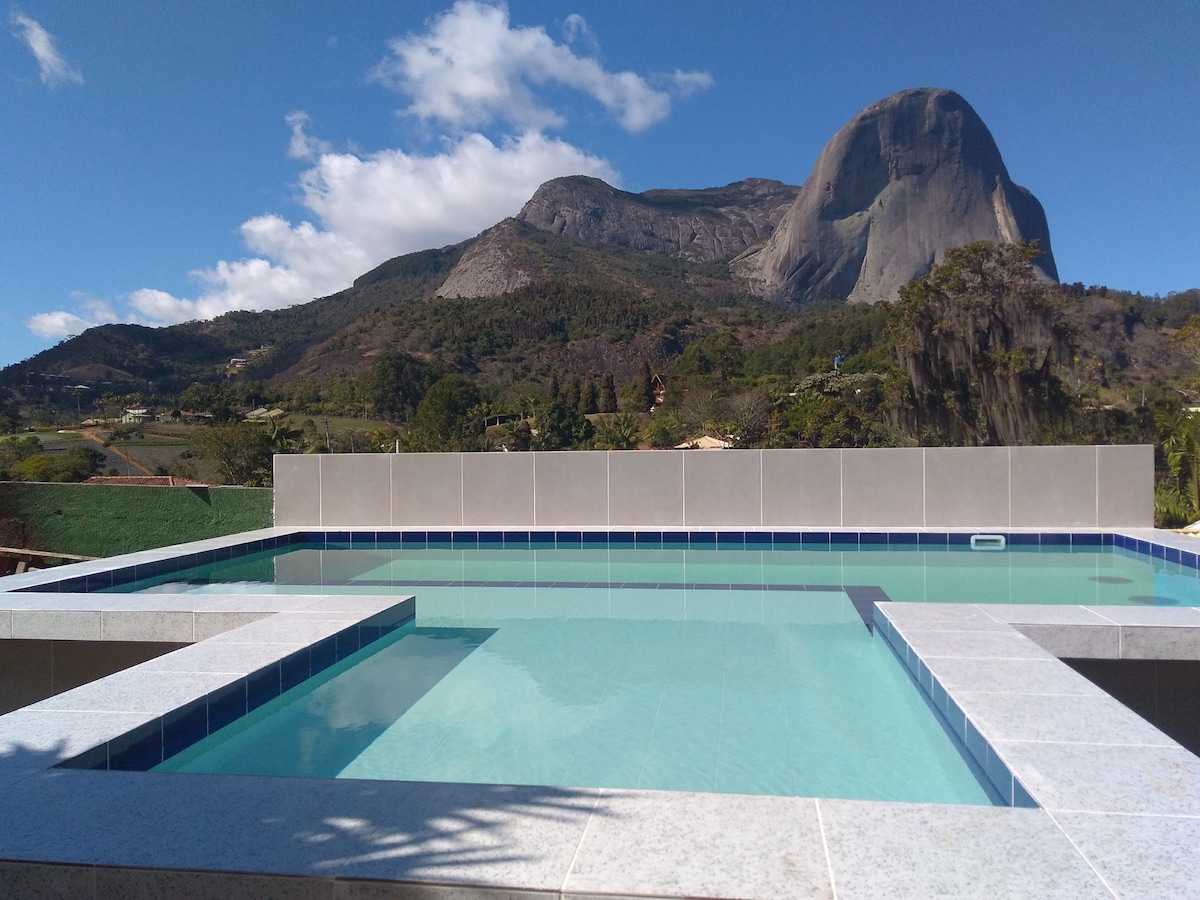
0, 482, 273, 558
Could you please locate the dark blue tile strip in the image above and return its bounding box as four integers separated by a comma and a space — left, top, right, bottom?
22, 529, 1200, 594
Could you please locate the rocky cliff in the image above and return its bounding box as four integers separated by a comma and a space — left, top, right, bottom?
735, 88, 1057, 303
438, 177, 798, 298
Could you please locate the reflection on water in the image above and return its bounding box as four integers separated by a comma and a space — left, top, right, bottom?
154, 626, 494, 778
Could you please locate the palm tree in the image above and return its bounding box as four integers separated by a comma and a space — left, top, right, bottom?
595, 413, 641, 450
1155, 407, 1200, 526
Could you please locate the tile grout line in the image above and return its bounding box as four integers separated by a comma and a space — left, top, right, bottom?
1041, 806, 1124, 899
559, 788, 605, 895
814, 797, 839, 898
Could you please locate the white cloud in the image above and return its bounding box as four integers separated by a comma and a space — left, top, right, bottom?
285, 111, 332, 160
371, 1, 710, 133
26, 2, 707, 339
27, 295, 116, 339
28, 129, 617, 335
667, 69, 715, 97
11, 11, 83, 87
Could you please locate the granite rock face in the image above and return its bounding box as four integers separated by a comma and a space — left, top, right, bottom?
735, 88, 1057, 303
436, 219, 535, 299
516, 176, 799, 262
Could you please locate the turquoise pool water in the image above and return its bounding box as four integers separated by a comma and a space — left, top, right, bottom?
155, 587, 996, 804
139, 539, 1194, 803
114, 543, 1200, 607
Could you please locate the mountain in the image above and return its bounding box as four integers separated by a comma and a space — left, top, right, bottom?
734, 87, 1057, 303
437, 177, 799, 299
4, 87, 1062, 392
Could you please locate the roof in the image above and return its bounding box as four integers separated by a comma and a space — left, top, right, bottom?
674, 435, 733, 450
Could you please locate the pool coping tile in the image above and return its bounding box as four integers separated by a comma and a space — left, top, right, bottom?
3, 527, 1200, 897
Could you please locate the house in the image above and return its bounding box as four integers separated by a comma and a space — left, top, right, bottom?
674, 435, 733, 450
651, 373, 667, 405
121, 408, 152, 424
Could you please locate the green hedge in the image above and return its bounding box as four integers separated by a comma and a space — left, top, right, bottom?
0, 483, 273, 558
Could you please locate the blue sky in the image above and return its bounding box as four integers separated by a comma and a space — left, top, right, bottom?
2, 1, 1197, 369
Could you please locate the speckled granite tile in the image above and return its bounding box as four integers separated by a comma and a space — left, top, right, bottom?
1084, 606, 1200, 626
0, 608, 11, 638
135, 640, 304, 673
882, 604, 1007, 630
85, 774, 422, 875
924, 657, 1106, 695
0, 708, 156, 768
977, 605, 1115, 626
28, 670, 237, 714
566, 790, 831, 900
818, 800, 1109, 899
1010, 623, 1120, 658
957, 691, 1176, 746
0, 770, 193, 862
193, 611, 273, 640
333, 781, 599, 890
1052, 811, 1200, 900
900, 629, 1054, 660
290, 596, 412, 614
102, 610, 195, 642
193, 596, 312, 612
204, 617, 355, 645
1119, 625, 1200, 660
11, 610, 102, 640
337, 879, 551, 899
995, 741, 1200, 815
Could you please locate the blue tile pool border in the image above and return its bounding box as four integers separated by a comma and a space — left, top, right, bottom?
56, 601, 415, 773
29, 528, 1200, 597
873, 609, 1038, 810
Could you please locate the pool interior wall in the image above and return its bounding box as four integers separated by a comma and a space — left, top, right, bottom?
3, 524, 1200, 897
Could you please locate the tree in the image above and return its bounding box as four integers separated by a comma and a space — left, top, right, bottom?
634, 361, 655, 412
362, 351, 438, 423
563, 374, 582, 412
11, 445, 104, 482
672, 331, 744, 384
192, 423, 276, 486
531, 400, 593, 450
888, 241, 1071, 445
580, 377, 599, 415
1156, 407, 1200, 526
595, 413, 640, 450
599, 371, 618, 413
406, 374, 484, 451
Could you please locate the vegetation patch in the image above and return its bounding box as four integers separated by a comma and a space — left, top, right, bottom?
0, 482, 272, 558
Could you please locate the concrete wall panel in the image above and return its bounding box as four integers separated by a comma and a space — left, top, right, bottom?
391, 454, 463, 526
683, 450, 762, 526
1097, 444, 1154, 527
462, 453, 535, 526
534, 452, 608, 526
609, 451, 684, 526
273, 455, 321, 526
761, 449, 842, 526
842, 449, 925, 527
320, 454, 391, 527
272, 446, 1155, 530
925, 447, 1011, 528
1011, 446, 1097, 527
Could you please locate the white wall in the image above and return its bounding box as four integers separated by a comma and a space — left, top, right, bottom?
274, 446, 1153, 529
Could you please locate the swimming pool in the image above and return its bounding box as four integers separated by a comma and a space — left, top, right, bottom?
91, 532, 1200, 608
17, 528, 1195, 809
152, 584, 997, 804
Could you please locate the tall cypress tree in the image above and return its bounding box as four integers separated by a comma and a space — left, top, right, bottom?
599, 371, 618, 413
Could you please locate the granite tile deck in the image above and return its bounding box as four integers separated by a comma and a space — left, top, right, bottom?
2, 526, 1200, 897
